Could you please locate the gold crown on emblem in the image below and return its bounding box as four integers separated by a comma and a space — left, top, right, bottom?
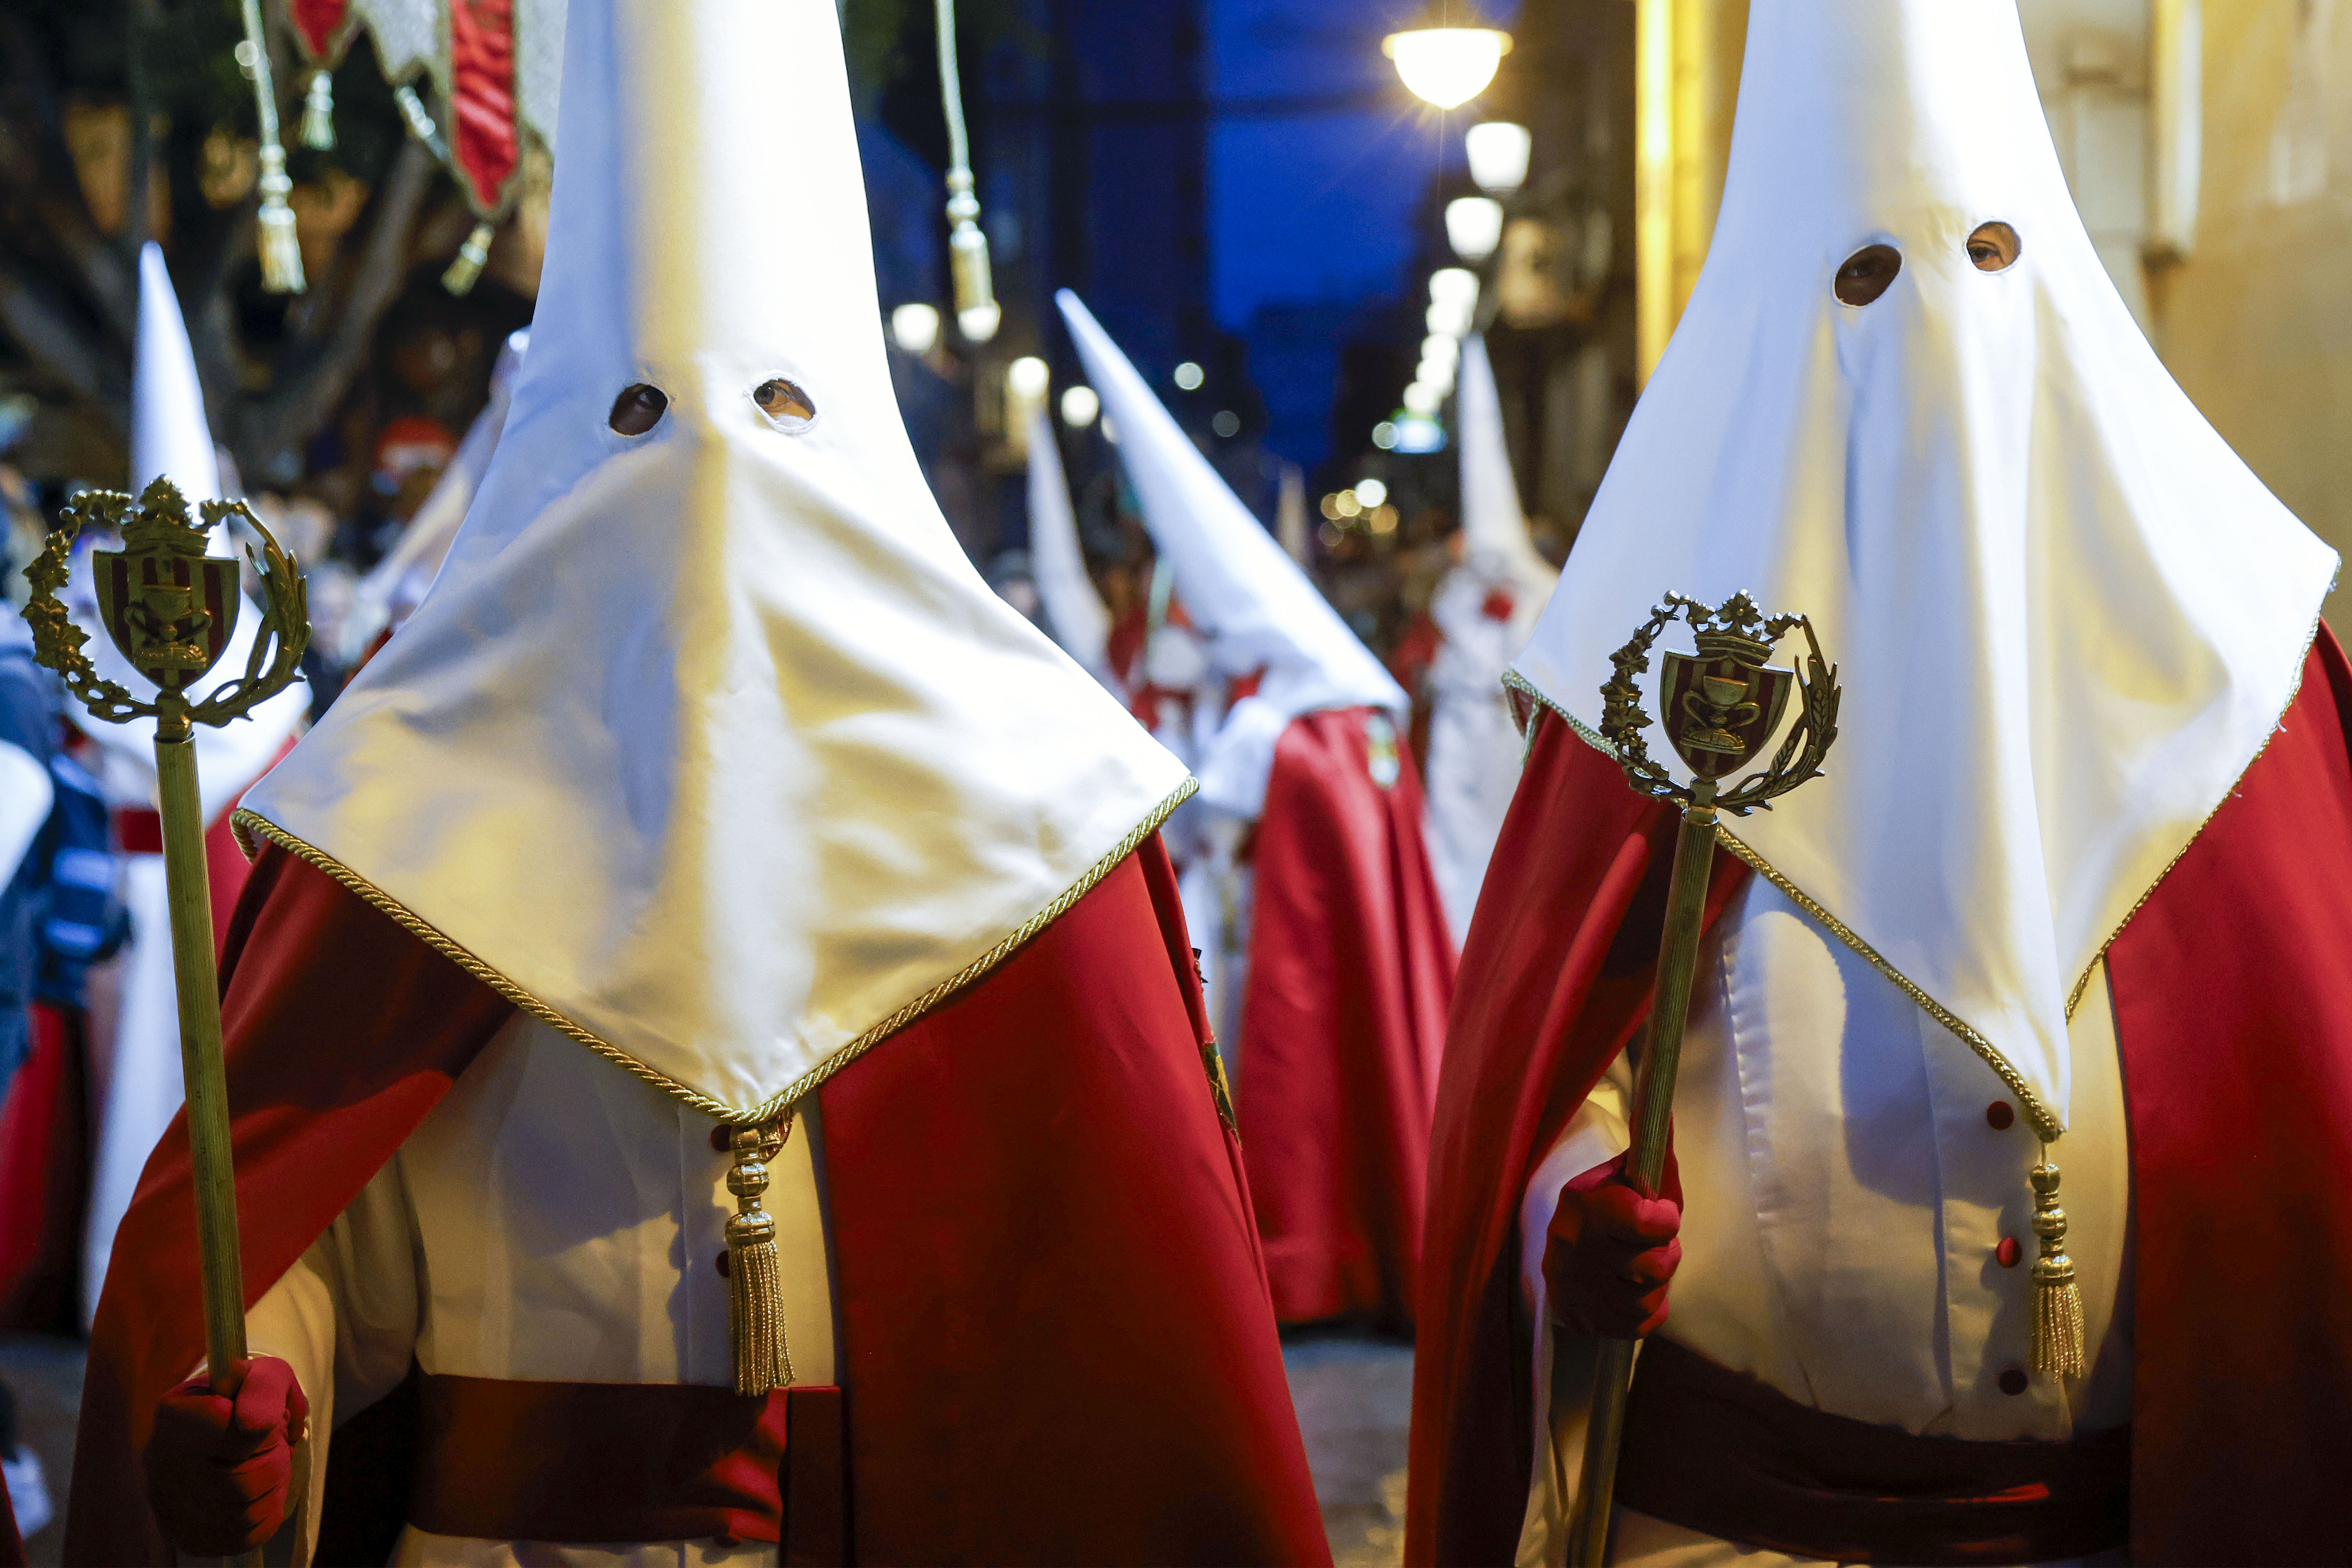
117, 478, 212, 558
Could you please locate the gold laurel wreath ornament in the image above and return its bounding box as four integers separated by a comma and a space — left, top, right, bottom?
25, 479, 309, 1554
1567, 593, 1840, 1568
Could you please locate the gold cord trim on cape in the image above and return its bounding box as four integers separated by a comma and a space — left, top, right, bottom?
2058, 606, 2325, 1020
231, 779, 1198, 1125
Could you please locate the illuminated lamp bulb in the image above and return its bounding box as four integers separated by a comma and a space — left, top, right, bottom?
1061, 385, 1100, 428
1446, 195, 1506, 263
1007, 356, 1050, 402
1465, 121, 1532, 194
1383, 24, 1512, 110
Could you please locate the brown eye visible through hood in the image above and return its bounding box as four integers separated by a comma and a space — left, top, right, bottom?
1834, 244, 1903, 306
609, 383, 669, 435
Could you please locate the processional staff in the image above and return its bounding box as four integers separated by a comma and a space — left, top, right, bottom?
1566, 592, 1841, 1568
23, 478, 309, 1566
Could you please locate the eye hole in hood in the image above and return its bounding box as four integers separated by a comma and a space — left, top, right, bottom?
1967, 220, 2021, 271
753, 377, 817, 433
608, 383, 669, 436
1834, 243, 1903, 307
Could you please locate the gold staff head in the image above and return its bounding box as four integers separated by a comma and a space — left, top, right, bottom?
22, 478, 310, 742
1599, 590, 1841, 815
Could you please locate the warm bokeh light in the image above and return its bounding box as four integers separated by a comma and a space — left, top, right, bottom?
958, 301, 1002, 343
890, 302, 941, 355
1173, 360, 1205, 390
1060, 385, 1100, 427
1383, 27, 1512, 110
1007, 356, 1050, 401
1355, 477, 1388, 508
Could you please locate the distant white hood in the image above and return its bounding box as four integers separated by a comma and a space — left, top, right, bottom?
1060, 290, 1403, 818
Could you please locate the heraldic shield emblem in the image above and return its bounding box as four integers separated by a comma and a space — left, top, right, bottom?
1660, 630, 1793, 780
92, 485, 243, 693
1597, 590, 1840, 817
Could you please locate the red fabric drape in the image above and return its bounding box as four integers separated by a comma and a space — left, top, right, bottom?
1404, 710, 1745, 1566
1240, 706, 1456, 1326
0, 1004, 90, 1330
66, 847, 519, 1566
446, 0, 520, 215
821, 842, 1328, 1566
286, 0, 353, 62
2103, 633, 2352, 1565
1408, 636, 2352, 1566
69, 840, 1328, 1567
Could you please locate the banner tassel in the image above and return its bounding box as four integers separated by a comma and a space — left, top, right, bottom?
300, 68, 336, 152
442, 220, 495, 295
239, 0, 305, 294
725, 1117, 795, 1396
2029, 1159, 2086, 1379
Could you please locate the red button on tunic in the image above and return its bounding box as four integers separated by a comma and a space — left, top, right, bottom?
1985, 1100, 2015, 1131
1996, 1236, 2022, 1268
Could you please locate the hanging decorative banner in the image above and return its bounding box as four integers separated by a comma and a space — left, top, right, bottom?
283, 0, 362, 149
280, 0, 562, 294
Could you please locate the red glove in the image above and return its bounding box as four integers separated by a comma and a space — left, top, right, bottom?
143, 1356, 309, 1557
1543, 1153, 1682, 1339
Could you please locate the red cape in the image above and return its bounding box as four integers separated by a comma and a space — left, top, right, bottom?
69, 837, 1330, 1567
0, 789, 265, 1330
1240, 707, 1456, 1326
1406, 637, 2352, 1566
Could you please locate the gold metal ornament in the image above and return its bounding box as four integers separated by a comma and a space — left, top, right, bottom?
23, 479, 309, 1533
1567, 592, 1839, 1568
725, 1117, 796, 1396
2029, 1160, 2087, 1379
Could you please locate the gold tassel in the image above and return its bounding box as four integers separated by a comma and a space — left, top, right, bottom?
442, 220, 495, 296
256, 146, 306, 294
238, 0, 304, 294
2029, 1160, 2086, 1379
300, 68, 336, 152
725, 1118, 795, 1396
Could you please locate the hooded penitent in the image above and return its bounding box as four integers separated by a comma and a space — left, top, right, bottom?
1423, 334, 1555, 942
341, 328, 530, 662
1063, 291, 1455, 1327
72, 2, 1328, 1563
1410, 3, 2352, 1564
241, 38, 1188, 1120
1024, 405, 1116, 691
64, 243, 307, 1328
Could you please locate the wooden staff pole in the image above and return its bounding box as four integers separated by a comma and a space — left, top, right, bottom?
152, 715, 250, 1382
1568, 778, 1717, 1568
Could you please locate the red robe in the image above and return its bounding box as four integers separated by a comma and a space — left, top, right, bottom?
1406, 636, 2352, 1567
0, 795, 264, 1330
1240, 707, 1455, 1326
67, 836, 1331, 1567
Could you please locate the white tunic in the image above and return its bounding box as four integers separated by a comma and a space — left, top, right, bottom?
1515, 878, 2132, 1568
245, 1015, 836, 1568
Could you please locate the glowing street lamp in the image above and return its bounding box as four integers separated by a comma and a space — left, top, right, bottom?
1446, 195, 1506, 263
1383, 17, 1513, 111
1466, 120, 1532, 193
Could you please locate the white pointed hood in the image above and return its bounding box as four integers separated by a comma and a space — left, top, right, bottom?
345, 328, 530, 657
1439, 333, 1555, 646
1513, 0, 2334, 1135
1025, 405, 1114, 688
1059, 290, 1404, 818
241, 0, 1190, 1119
66, 243, 307, 820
